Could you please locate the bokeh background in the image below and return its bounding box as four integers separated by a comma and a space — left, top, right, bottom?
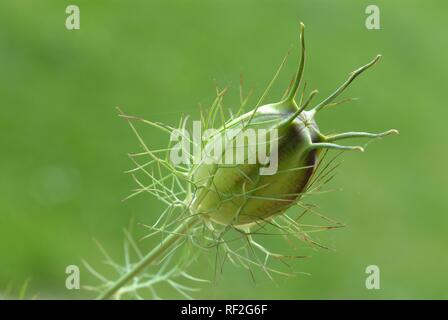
0, 0, 447, 299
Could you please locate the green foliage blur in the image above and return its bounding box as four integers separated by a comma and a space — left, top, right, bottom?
0, 0, 446, 299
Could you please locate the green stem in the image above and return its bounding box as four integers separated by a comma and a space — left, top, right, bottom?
98, 217, 200, 300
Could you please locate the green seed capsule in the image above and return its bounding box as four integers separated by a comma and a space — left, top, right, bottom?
190, 23, 397, 227
95, 23, 400, 300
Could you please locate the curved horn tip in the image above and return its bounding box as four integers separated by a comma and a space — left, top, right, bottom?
373, 54, 382, 63
389, 129, 399, 135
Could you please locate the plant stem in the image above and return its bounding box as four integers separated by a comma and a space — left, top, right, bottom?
98, 217, 200, 300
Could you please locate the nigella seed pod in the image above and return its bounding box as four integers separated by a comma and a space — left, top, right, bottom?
190, 23, 397, 227
96, 23, 399, 300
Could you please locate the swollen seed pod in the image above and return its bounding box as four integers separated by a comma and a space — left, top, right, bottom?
190, 23, 397, 227
96, 23, 399, 300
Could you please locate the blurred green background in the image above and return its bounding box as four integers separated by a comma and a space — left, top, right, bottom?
0, 0, 447, 299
